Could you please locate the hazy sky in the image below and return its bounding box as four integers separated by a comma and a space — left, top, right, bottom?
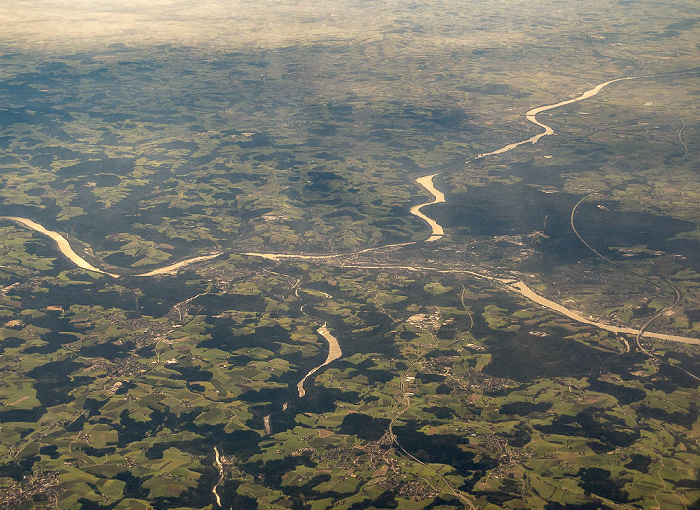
2, 0, 395, 50
2, 1, 698, 82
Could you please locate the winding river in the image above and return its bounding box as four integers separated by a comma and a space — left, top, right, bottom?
507, 280, 699, 345
133, 253, 222, 277
4, 74, 698, 349
0, 216, 221, 278
243, 250, 700, 346
242, 252, 343, 262
297, 323, 342, 398
212, 446, 223, 507
474, 76, 636, 159
238, 72, 700, 348
248, 172, 446, 261
408, 78, 640, 247
409, 174, 445, 242
0, 216, 122, 278
316, 262, 700, 346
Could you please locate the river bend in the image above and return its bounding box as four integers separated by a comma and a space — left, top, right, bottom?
297, 323, 342, 398
1, 216, 221, 278
409, 174, 445, 242
475, 77, 635, 159
1, 216, 121, 278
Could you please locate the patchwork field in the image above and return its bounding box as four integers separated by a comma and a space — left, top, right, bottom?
1, 0, 699, 508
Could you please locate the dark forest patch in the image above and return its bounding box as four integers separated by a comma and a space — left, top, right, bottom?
535, 409, 640, 448
625, 453, 652, 473
485, 330, 615, 381
339, 413, 390, 441
577, 467, 630, 503
586, 378, 646, 405
499, 401, 552, 416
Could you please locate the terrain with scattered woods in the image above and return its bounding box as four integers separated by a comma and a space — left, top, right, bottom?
0, 1, 699, 509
